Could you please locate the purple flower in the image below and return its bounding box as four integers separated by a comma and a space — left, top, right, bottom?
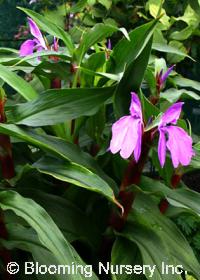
158, 102, 195, 168
107, 39, 112, 50
109, 92, 143, 160
156, 65, 174, 91
20, 18, 47, 56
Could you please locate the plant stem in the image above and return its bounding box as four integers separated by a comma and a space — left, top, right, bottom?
110, 131, 153, 230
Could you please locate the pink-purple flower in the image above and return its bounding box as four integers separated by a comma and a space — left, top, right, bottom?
107, 39, 112, 50
20, 18, 47, 56
109, 92, 143, 160
158, 102, 195, 168
156, 65, 174, 91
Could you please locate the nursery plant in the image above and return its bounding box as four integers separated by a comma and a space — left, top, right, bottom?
0, 0, 200, 279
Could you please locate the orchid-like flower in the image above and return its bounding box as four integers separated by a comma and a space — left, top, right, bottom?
158, 102, 195, 168
156, 65, 174, 92
20, 18, 47, 56
109, 92, 143, 160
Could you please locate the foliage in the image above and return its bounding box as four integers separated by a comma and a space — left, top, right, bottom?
0, 1, 200, 280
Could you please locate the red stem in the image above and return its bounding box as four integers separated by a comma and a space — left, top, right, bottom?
51, 77, 61, 89
0, 98, 14, 279
110, 131, 153, 230
159, 173, 182, 214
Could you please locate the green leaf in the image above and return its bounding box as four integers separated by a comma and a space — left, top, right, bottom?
167, 41, 188, 63
33, 156, 116, 203
120, 193, 200, 279
189, 145, 200, 170
81, 52, 106, 86
7, 86, 115, 126
109, 20, 158, 74
98, 0, 112, 10
111, 237, 145, 280
14, 50, 71, 66
75, 23, 117, 62
189, 0, 200, 15
114, 38, 153, 117
144, 113, 162, 131
1, 224, 66, 280
161, 88, 200, 103
0, 124, 117, 192
140, 91, 160, 122
140, 176, 200, 216
0, 64, 38, 101
173, 76, 200, 91
70, 0, 88, 12
79, 66, 121, 81
0, 190, 98, 280
18, 7, 74, 55
0, 48, 19, 54
151, 148, 174, 186
152, 43, 194, 60
16, 189, 100, 246
147, 0, 170, 28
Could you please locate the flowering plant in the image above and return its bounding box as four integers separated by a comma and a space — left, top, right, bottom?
0, 2, 199, 280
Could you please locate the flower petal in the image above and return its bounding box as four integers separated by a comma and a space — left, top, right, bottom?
134, 121, 142, 162
158, 127, 167, 168
160, 65, 174, 85
109, 116, 131, 155
107, 39, 112, 50
19, 39, 35, 56
161, 102, 184, 126
165, 126, 195, 168
109, 116, 141, 159
28, 17, 47, 49
120, 118, 141, 159
129, 92, 142, 119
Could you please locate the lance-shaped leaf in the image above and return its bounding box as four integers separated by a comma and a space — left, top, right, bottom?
111, 237, 145, 280
152, 43, 194, 60
0, 124, 117, 192
33, 156, 117, 204
7, 86, 115, 126
18, 7, 74, 55
114, 38, 153, 117
0, 190, 98, 280
14, 50, 71, 66
161, 88, 200, 103
140, 176, 200, 216
108, 19, 158, 74
75, 23, 118, 62
2, 224, 66, 280
119, 193, 200, 280
0, 64, 38, 101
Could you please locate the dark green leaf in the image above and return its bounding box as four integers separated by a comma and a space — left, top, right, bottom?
140, 176, 200, 216
111, 237, 145, 280
120, 193, 200, 279
33, 156, 116, 203
114, 38, 153, 117
109, 20, 158, 74
7, 87, 115, 126
75, 23, 117, 61
0, 64, 38, 101
0, 190, 98, 280
0, 124, 117, 193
